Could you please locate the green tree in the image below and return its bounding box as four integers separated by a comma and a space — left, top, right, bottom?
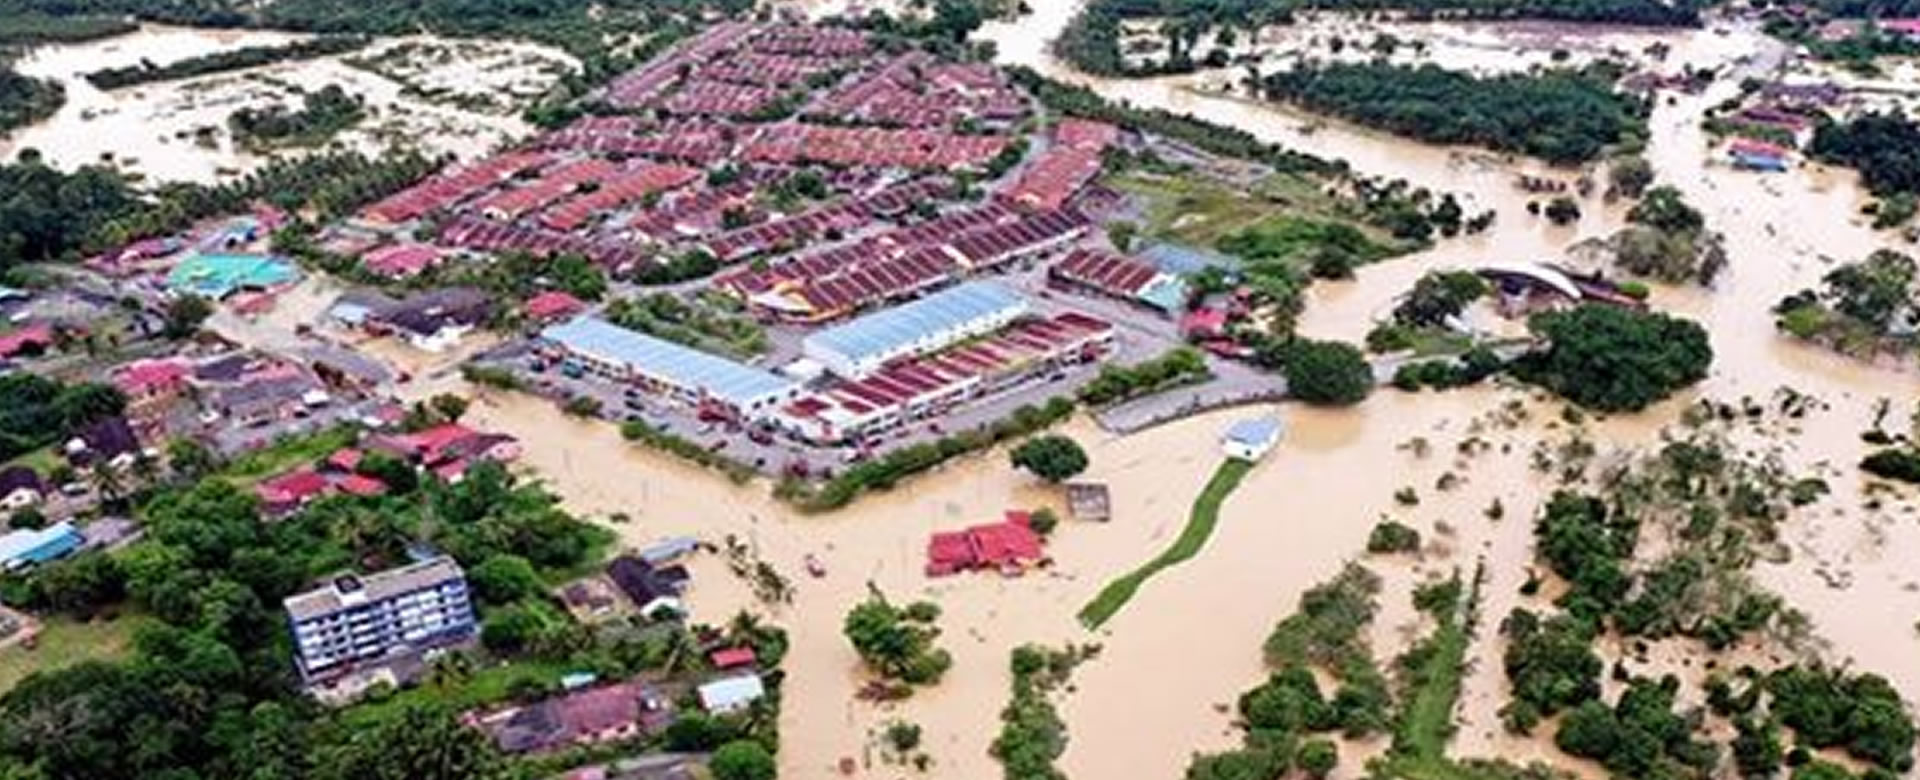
843, 591, 951, 685
1282, 339, 1373, 406
1010, 435, 1089, 483
166, 438, 217, 481
468, 554, 541, 606
163, 294, 214, 339
1610, 156, 1655, 198
312, 701, 508, 780
1297, 738, 1338, 779
429, 393, 470, 423
709, 740, 776, 780
1512, 305, 1712, 412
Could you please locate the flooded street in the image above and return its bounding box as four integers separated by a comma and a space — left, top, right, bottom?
0, 25, 570, 183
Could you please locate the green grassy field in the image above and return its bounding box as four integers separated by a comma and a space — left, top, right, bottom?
219, 426, 360, 489
1106, 169, 1396, 250
1078, 458, 1253, 628
0, 613, 154, 694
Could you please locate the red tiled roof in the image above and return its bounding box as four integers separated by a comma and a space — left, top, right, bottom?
326, 448, 363, 472
337, 474, 388, 496
256, 469, 331, 505
0, 324, 54, 358
362, 244, 445, 278
526, 291, 586, 320
113, 358, 190, 393
710, 647, 757, 669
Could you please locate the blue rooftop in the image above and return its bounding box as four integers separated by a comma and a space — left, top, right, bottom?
1224, 416, 1284, 446
1140, 242, 1237, 276
542, 316, 796, 407
0, 521, 82, 570
804, 281, 1025, 364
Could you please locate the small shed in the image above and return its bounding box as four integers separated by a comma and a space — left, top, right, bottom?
1221, 416, 1283, 462
1064, 482, 1111, 522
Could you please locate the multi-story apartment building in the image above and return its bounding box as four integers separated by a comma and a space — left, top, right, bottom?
283, 556, 476, 682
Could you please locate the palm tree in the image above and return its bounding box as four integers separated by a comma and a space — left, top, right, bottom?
88, 460, 124, 508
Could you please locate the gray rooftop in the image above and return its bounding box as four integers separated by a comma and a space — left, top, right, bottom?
284, 555, 466, 622
542, 316, 796, 407
803, 281, 1025, 364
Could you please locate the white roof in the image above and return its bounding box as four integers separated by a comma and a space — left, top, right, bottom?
802, 281, 1025, 364
1477, 261, 1582, 300
698, 674, 766, 711
542, 316, 796, 408
1223, 416, 1283, 446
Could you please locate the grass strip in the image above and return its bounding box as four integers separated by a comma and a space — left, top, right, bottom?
1078, 457, 1252, 628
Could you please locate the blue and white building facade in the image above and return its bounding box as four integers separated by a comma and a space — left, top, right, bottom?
539, 315, 801, 421
801, 281, 1028, 379
283, 556, 476, 683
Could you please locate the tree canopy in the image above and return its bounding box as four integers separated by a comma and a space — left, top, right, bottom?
1513, 305, 1712, 412
1009, 435, 1089, 483
1281, 339, 1374, 406
1258, 62, 1645, 164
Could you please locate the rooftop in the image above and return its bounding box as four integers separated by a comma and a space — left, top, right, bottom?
542, 316, 796, 408
165, 253, 298, 299
1224, 416, 1283, 446
284, 555, 466, 622
803, 281, 1026, 364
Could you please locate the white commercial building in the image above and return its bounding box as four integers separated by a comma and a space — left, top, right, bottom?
800, 281, 1028, 379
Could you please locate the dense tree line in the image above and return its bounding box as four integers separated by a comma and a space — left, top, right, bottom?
0, 460, 613, 779
0, 373, 126, 462
0, 146, 440, 272
0, 65, 63, 134
1004, 65, 1333, 176
84, 34, 369, 89
1808, 111, 1920, 198
227, 83, 365, 148
0, 13, 137, 46
1259, 62, 1644, 164
1054, 0, 1703, 77
1511, 304, 1712, 412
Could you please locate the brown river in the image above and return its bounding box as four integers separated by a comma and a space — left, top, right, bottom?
8, 5, 1920, 778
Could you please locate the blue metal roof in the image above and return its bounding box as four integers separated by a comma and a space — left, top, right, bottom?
1224, 416, 1283, 446
542, 316, 795, 407
0, 522, 82, 569
805, 281, 1025, 364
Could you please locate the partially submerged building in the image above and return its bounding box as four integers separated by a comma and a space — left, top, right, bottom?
539, 316, 801, 421
800, 281, 1029, 379
1221, 416, 1283, 462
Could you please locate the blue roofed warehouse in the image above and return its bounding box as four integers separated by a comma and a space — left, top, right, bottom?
539, 316, 800, 420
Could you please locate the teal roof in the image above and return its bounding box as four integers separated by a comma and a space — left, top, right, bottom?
1137, 274, 1188, 312
804, 281, 1024, 365
166, 253, 298, 298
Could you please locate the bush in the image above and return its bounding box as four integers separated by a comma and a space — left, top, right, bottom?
1862, 448, 1920, 484
709, 740, 776, 780
788, 397, 1076, 512
1366, 520, 1422, 553
1010, 435, 1089, 483
1028, 507, 1060, 536
1281, 339, 1373, 406
1297, 738, 1338, 778
1545, 196, 1582, 225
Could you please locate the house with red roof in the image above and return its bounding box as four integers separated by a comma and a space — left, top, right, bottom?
365, 423, 520, 482
710, 646, 757, 670
113, 358, 192, 440
361, 244, 447, 279
525, 291, 587, 322
256, 469, 334, 515
0, 324, 53, 359
926, 510, 1045, 576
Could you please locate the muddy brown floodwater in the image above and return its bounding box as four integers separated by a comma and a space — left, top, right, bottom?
0, 25, 570, 183
39, 3, 1919, 777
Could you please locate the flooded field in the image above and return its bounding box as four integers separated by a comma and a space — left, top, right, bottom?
0, 25, 574, 183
